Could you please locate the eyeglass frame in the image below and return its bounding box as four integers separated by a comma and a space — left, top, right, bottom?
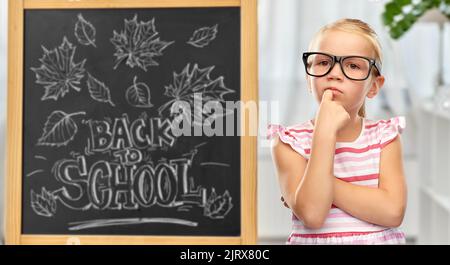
302, 52, 382, 81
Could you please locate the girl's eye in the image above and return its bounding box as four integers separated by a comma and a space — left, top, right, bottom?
316, 60, 330, 66
348, 63, 361, 70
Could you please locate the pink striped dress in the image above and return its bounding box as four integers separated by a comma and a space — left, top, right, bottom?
267, 116, 406, 245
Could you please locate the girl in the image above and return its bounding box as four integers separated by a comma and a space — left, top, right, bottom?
267, 18, 407, 245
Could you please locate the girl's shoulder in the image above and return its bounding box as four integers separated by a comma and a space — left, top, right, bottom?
267, 116, 406, 157
364, 116, 406, 148
267, 120, 314, 159
267, 120, 314, 142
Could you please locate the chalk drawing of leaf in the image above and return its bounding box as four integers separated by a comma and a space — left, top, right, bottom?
31, 37, 86, 101
31, 187, 57, 217
158, 63, 234, 124
204, 189, 233, 219
87, 73, 115, 106
126, 76, 153, 108
74, 13, 97, 47
187, 24, 218, 48
110, 14, 174, 71
37, 110, 86, 147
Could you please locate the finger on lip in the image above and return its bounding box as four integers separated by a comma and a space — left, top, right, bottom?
331, 90, 340, 96
326, 88, 342, 95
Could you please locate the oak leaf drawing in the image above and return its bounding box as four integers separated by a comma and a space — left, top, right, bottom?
31, 187, 57, 217
204, 189, 233, 219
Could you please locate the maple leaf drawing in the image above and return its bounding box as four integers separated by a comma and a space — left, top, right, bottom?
158, 63, 235, 125
110, 14, 174, 71
31, 37, 86, 101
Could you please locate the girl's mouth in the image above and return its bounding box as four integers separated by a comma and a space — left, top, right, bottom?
325, 87, 343, 94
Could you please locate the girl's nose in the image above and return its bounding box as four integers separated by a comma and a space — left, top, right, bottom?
327, 62, 344, 80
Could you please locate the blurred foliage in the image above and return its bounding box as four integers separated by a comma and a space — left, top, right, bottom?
382, 0, 450, 39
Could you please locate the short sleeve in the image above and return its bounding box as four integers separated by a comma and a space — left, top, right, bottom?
379, 116, 406, 149
267, 124, 309, 158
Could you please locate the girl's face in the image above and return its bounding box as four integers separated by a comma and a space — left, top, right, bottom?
307, 30, 385, 115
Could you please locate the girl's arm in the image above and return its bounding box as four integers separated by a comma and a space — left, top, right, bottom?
270, 130, 336, 229
297, 127, 337, 228
270, 136, 309, 225
271, 90, 349, 229
332, 136, 407, 227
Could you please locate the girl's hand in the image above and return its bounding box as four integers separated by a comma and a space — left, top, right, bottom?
314, 89, 350, 135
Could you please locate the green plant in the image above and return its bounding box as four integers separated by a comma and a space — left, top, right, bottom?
382, 0, 450, 39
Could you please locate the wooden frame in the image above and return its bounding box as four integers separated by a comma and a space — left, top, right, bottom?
6, 0, 258, 245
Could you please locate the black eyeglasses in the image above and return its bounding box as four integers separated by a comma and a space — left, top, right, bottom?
302, 52, 382, 81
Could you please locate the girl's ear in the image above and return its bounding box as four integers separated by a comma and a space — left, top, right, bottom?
366, 75, 384, 99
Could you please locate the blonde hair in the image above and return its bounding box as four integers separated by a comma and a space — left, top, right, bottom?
309, 18, 383, 118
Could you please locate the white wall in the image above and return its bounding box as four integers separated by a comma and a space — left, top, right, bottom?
0, 0, 8, 242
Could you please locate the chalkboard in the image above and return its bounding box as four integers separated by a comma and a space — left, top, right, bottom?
7, 0, 257, 245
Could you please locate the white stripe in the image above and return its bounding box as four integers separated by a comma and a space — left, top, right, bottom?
335, 139, 381, 149
293, 223, 388, 232
333, 163, 379, 174
292, 207, 379, 221
293, 130, 381, 148
322, 217, 372, 224
287, 230, 405, 245
293, 225, 388, 235
295, 138, 312, 145
333, 159, 378, 169
294, 214, 380, 226
288, 122, 312, 130
328, 208, 347, 214
292, 216, 363, 226
288, 119, 384, 142
335, 128, 381, 145
278, 137, 305, 155
335, 168, 379, 178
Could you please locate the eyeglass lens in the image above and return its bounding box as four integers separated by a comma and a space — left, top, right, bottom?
306, 53, 371, 80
